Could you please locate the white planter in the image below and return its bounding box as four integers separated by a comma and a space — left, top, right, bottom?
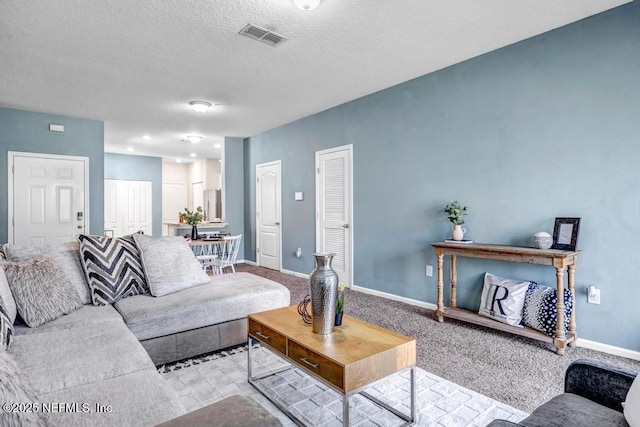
452, 224, 466, 241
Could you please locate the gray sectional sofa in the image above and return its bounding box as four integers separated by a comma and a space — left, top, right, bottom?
1, 240, 290, 426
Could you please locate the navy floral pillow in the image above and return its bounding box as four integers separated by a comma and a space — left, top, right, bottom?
522, 282, 573, 337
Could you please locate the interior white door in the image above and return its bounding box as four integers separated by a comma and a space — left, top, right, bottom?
104, 179, 152, 237
316, 145, 353, 286
256, 161, 281, 270
10, 153, 88, 246
192, 182, 204, 211
162, 182, 188, 235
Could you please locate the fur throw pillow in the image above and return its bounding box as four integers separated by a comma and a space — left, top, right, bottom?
4, 257, 82, 328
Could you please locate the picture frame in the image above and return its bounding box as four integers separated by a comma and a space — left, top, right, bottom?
551, 217, 580, 251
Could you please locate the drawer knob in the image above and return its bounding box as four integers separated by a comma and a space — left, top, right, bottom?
300, 357, 319, 369
256, 331, 271, 340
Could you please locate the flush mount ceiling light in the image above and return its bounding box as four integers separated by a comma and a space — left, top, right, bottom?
190, 153, 196, 158
293, 0, 321, 11
186, 135, 203, 144
189, 101, 212, 113
127, 147, 135, 152
142, 135, 151, 140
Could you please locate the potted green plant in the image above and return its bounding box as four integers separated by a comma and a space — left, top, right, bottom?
179, 206, 205, 239
444, 201, 468, 241
335, 282, 345, 326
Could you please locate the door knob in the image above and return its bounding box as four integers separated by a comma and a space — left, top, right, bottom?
274, 222, 280, 226
77, 225, 83, 229
343, 224, 349, 228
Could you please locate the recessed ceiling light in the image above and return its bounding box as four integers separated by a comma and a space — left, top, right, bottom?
293, 0, 321, 11
189, 101, 212, 114
186, 135, 203, 144
142, 135, 151, 140
176, 158, 182, 163
127, 147, 135, 152
190, 153, 196, 158
214, 143, 221, 148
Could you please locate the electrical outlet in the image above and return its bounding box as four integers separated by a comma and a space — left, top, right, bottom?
426, 265, 433, 277
587, 286, 601, 304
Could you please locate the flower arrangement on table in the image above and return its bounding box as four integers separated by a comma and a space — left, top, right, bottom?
178, 207, 204, 226
444, 201, 468, 225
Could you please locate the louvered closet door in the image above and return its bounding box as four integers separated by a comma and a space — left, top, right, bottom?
316, 145, 353, 286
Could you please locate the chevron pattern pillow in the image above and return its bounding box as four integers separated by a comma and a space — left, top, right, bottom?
78, 235, 149, 305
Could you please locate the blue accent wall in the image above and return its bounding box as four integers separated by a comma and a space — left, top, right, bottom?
224, 137, 245, 258
0, 108, 104, 242
244, 2, 640, 351
104, 153, 162, 236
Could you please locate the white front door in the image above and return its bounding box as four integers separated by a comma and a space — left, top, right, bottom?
316, 145, 353, 286
256, 161, 281, 270
9, 152, 88, 246
104, 179, 152, 237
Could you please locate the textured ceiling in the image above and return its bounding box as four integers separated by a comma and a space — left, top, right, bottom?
0, 0, 631, 161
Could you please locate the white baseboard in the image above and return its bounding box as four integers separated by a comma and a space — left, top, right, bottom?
281, 268, 310, 279
352, 285, 437, 311
577, 338, 640, 361
237, 259, 256, 266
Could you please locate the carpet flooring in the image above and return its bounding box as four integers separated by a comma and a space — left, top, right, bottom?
234, 264, 640, 414
161, 345, 528, 426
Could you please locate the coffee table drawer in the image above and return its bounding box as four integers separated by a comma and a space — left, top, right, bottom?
288, 340, 344, 391
249, 319, 287, 355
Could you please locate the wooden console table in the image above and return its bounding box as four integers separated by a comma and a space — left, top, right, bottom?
432, 242, 582, 355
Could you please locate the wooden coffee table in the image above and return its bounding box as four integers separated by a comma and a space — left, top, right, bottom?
248, 306, 416, 426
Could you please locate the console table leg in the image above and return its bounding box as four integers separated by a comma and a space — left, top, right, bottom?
554, 267, 567, 355
568, 263, 577, 347
436, 254, 444, 322
450, 255, 457, 308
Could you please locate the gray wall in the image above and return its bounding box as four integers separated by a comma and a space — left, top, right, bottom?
224, 137, 245, 258
244, 2, 640, 351
104, 153, 163, 236
0, 108, 104, 242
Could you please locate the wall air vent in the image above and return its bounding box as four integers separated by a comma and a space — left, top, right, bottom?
239, 23, 288, 47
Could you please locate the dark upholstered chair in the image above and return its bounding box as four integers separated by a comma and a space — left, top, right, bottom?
488, 359, 637, 427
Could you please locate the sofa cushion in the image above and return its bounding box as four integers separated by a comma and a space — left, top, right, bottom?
5, 242, 92, 305
4, 257, 83, 327
78, 234, 149, 305
40, 369, 183, 427
0, 350, 47, 426
0, 264, 17, 324
157, 394, 282, 427
11, 318, 154, 394
0, 298, 13, 350
521, 393, 628, 427
12, 304, 124, 337
133, 234, 209, 297
114, 272, 290, 341
624, 374, 640, 426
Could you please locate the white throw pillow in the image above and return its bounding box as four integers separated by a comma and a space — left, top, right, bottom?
478, 273, 529, 326
625, 374, 640, 427
133, 234, 209, 297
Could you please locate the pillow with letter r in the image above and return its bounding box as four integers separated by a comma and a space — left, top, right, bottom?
478, 272, 529, 326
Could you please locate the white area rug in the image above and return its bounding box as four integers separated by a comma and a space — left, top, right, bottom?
160, 346, 527, 426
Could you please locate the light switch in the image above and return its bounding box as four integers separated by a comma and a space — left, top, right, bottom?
294, 192, 304, 201
49, 124, 64, 132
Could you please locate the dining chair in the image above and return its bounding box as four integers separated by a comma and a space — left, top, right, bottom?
210, 234, 242, 274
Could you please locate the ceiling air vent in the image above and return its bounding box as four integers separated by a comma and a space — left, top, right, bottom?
239, 23, 288, 47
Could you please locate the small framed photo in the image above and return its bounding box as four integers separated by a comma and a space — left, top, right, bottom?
552, 217, 581, 251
